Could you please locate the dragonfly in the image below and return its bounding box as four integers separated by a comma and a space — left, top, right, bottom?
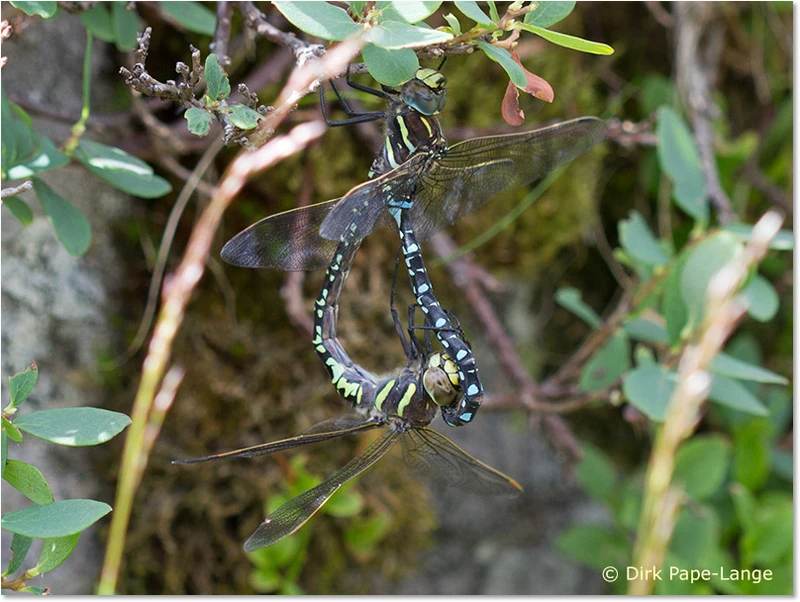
174, 241, 522, 551
220, 67, 607, 427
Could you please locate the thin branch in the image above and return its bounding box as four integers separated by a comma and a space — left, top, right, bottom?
674, 3, 736, 224
629, 210, 783, 595
1, 180, 33, 198
239, 1, 325, 61
210, 1, 233, 65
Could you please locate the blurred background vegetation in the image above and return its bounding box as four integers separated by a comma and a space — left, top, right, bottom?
1, 1, 792, 595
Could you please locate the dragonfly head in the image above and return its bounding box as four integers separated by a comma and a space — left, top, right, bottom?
423, 351, 461, 408
401, 68, 447, 116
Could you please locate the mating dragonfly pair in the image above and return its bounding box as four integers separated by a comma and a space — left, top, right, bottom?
175, 66, 607, 551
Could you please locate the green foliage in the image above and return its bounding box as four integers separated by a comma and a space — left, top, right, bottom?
110, 2, 140, 51
185, 107, 212, 136
204, 54, 231, 102
227, 105, 264, 130
33, 179, 92, 257
578, 330, 630, 392
476, 41, 527, 88
1, 365, 130, 590
362, 45, 419, 86
657, 107, 708, 222
159, 1, 217, 36
555, 287, 601, 329
9, 1, 57, 18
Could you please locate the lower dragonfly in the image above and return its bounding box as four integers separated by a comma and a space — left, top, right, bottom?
174, 241, 522, 551
219, 67, 607, 427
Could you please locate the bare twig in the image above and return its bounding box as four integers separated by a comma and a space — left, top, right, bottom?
674, 3, 736, 224
239, 1, 325, 61
210, 1, 233, 65
629, 210, 783, 595
1, 180, 33, 199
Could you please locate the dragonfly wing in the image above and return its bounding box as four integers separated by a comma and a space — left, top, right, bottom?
243, 428, 400, 551
412, 117, 607, 240
318, 153, 429, 242
402, 427, 523, 497
220, 199, 341, 270
173, 415, 384, 464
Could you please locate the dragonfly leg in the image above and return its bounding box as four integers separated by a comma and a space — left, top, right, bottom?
344, 63, 391, 99
319, 81, 385, 127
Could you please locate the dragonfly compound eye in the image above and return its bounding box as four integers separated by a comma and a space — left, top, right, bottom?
423, 366, 459, 407
401, 79, 447, 116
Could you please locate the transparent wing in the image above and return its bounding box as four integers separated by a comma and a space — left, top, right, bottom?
317, 153, 428, 242
411, 117, 607, 240
220, 199, 341, 270
172, 415, 384, 465
243, 429, 400, 551
401, 427, 522, 497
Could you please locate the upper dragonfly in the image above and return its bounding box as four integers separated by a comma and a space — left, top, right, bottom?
220, 67, 607, 426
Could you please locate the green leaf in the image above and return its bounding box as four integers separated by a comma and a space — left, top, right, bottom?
555, 287, 601, 329
363, 45, 418, 86
249, 568, 282, 593
159, 1, 216, 36
515, 23, 614, 55
366, 20, 452, 49
442, 13, 462, 35
722, 223, 793, 251
75, 140, 172, 198
476, 41, 527, 88
555, 525, 629, 570
1, 499, 111, 538
771, 448, 792, 482
79, 4, 115, 42
33, 179, 92, 257
487, 1, 499, 21
708, 374, 769, 416
575, 443, 617, 504
623, 318, 668, 345
680, 232, 743, 333
741, 275, 779, 322
10, 1, 57, 18
3, 196, 34, 226
3, 416, 24, 442
454, 0, 493, 24
376, 1, 442, 23
5, 135, 70, 180
14, 407, 131, 446
184, 107, 212, 136
673, 435, 730, 500
656, 107, 708, 222
9, 362, 38, 408
111, 2, 140, 51
619, 210, 670, 266
670, 505, 718, 564
274, 1, 362, 41
344, 514, 391, 560
623, 364, 675, 421
2, 533, 33, 577
747, 505, 793, 566
732, 420, 771, 492
348, 1, 367, 18
710, 352, 787, 385
1, 431, 7, 479
524, 1, 575, 27
228, 105, 264, 130
204, 54, 231, 102
578, 330, 630, 392
2, 90, 36, 169
3, 460, 54, 505
33, 534, 80, 574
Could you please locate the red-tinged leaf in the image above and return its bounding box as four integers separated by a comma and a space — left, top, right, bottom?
502, 79, 525, 126
512, 50, 554, 103
501, 51, 555, 125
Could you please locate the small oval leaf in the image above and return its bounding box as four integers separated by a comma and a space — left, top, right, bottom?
159, 1, 216, 36
10, 1, 57, 18
34, 534, 80, 574
623, 364, 675, 421
33, 179, 92, 257
476, 41, 527, 88
9, 362, 38, 409
578, 330, 631, 392
14, 407, 131, 446
204, 54, 231, 102
710, 352, 788, 385
454, 0, 493, 24
365, 21, 452, 49
1, 499, 111, 538
184, 107, 212, 136
3, 459, 54, 505
555, 287, 601, 329
2, 533, 33, 577
228, 105, 264, 130
709, 374, 769, 416
376, 1, 442, 24
741, 275, 779, 322
619, 210, 670, 267
673, 435, 730, 500
111, 2, 140, 51
517, 23, 614, 55
274, 1, 362, 41
363, 45, 419, 86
